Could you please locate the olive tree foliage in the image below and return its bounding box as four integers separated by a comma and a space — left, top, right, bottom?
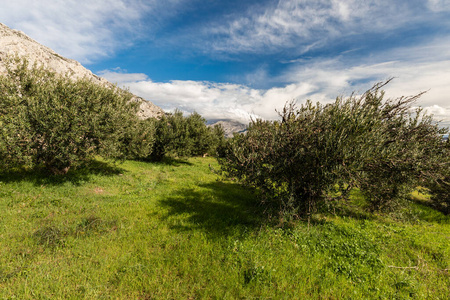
425, 139, 450, 214
354, 95, 449, 211
0, 56, 141, 174
149, 110, 226, 161
218, 81, 449, 217
119, 118, 156, 161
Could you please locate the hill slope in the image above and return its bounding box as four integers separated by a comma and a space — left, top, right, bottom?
0, 22, 163, 119
208, 119, 248, 137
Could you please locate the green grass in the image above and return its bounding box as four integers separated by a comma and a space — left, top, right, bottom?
0, 157, 449, 299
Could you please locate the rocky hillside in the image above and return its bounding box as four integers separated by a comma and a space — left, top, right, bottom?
208, 119, 248, 138
0, 22, 164, 119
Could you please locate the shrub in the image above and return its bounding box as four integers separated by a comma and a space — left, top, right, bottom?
219, 81, 449, 217
348, 86, 448, 211
209, 123, 227, 156
148, 112, 178, 161
149, 110, 225, 161
185, 112, 214, 157
0, 56, 140, 174
219, 101, 343, 218
425, 139, 450, 214
120, 118, 156, 161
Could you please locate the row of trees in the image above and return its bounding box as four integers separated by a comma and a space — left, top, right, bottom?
0, 57, 224, 174
128, 110, 225, 162
1, 56, 448, 215
218, 81, 449, 216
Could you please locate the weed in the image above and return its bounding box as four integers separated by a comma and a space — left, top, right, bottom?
75, 216, 118, 237
33, 225, 66, 248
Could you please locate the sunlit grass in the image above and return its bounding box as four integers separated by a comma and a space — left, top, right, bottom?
0, 157, 449, 299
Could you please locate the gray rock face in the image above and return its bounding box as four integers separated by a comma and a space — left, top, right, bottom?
0, 22, 164, 119
208, 119, 248, 138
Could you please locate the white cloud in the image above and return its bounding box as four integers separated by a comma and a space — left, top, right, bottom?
99, 69, 304, 123
421, 105, 450, 118
0, 0, 186, 64
124, 79, 266, 123
427, 0, 450, 12
279, 38, 450, 126
205, 0, 441, 55
99, 37, 450, 127
97, 69, 149, 84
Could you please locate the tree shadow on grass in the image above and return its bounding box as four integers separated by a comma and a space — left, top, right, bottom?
327, 202, 377, 221
140, 156, 194, 166
408, 197, 450, 223
158, 181, 266, 237
0, 160, 126, 186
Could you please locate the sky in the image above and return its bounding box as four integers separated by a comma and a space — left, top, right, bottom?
1, 0, 450, 126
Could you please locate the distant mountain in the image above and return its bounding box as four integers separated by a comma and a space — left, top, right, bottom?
207, 119, 248, 137
0, 22, 164, 119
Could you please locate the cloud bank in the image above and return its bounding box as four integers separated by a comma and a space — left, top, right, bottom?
100, 37, 450, 126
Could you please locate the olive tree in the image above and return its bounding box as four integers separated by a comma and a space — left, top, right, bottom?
425, 139, 450, 214
219, 81, 449, 217
149, 110, 225, 161
0, 56, 140, 174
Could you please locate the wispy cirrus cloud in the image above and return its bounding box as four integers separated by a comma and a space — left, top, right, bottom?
0, 0, 186, 64
0, 0, 149, 63
203, 0, 445, 56
427, 0, 450, 12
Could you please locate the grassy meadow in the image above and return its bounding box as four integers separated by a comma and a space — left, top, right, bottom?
0, 157, 449, 299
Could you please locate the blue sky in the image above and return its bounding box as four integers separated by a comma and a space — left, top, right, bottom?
1, 0, 450, 126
